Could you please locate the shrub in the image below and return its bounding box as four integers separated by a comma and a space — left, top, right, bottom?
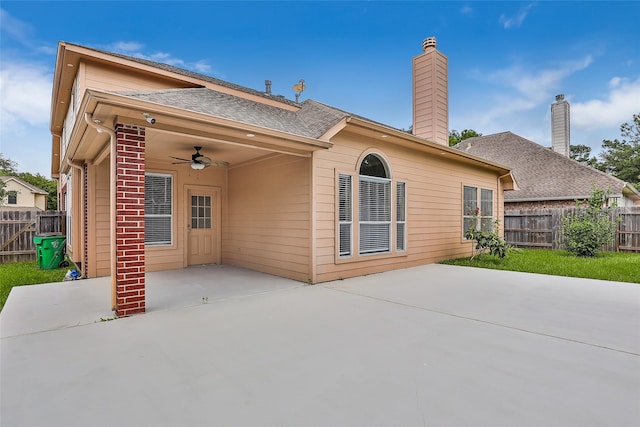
465, 219, 512, 260
561, 188, 618, 257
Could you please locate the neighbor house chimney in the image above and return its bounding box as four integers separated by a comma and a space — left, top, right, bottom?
412, 37, 449, 146
551, 94, 570, 157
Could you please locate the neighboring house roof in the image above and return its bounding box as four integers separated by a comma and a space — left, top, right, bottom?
453, 132, 640, 202
0, 176, 49, 195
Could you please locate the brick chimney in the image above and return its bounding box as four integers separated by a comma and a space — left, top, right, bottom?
412, 37, 449, 146
551, 94, 570, 157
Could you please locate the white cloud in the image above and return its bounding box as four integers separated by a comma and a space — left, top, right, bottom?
460, 5, 473, 16
0, 9, 55, 55
107, 40, 214, 75
470, 55, 594, 125
0, 60, 52, 131
571, 76, 640, 130
499, 3, 535, 29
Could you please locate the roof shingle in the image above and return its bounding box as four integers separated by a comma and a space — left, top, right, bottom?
454, 132, 632, 201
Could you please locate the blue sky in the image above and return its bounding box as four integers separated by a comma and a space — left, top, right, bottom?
1, 1, 639, 177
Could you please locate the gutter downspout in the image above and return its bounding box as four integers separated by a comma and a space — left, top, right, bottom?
84, 113, 117, 311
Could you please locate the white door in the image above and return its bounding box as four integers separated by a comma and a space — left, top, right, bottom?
187, 189, 218, 265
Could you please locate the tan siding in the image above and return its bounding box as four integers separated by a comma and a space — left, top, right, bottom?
223, 155, 310, 282
313, 133, 501, 283
83, 61, 189, 93
90, 155, 228, 277
144, 158, 227, 273
94, 160, 110, 277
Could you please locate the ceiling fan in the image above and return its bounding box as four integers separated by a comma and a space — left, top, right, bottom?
170, 146, 229, 170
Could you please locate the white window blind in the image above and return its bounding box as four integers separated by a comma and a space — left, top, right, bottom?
480, 189, 494, 231
338, 174, 352, 257
359, 176, 391, 254
396, 182, 406, 251
463, 185, 494, 237
145, 173, 173, 245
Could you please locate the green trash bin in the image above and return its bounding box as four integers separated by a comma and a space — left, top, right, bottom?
33, 236, 45, 268
38, 235, 67, 270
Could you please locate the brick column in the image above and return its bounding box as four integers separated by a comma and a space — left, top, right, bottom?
115, 124, 146, 317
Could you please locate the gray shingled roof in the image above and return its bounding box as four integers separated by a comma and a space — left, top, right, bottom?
454, 132, 633, 201
69, 43, 301, 108
115, 88, 349, 139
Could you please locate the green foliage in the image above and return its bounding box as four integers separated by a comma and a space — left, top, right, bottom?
0, 153, 18, 174
561, 188, 618, 257
596, 113, 640, 188
441, 249, 640, 284
465, 219, 511, 260
569, 144, 600, 167
0, 179, 6, 204
449, 129, 482, 147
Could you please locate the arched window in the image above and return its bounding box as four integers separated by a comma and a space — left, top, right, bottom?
359, 154, 388, 178
338, 152, 406, 258
359, 154, 391, 254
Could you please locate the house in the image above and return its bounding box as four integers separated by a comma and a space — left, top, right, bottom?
454, 132, 640, 209
50, 38, 515, 316
0, 176, 48, 210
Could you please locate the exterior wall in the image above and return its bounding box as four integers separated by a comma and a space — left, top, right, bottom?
143, 160, 227, 273
89, 148, 227, 278
93, 160, 111, 277
313, 132, 501, 283
83, 61, 189, 93
223, 155, 311, 282
2, 180, 46, 209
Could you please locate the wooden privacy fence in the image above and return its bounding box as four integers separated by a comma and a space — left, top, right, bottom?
0, 210, 66, 263
504, 207, 640, 252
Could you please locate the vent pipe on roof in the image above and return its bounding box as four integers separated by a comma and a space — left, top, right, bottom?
265, 80, 272, 95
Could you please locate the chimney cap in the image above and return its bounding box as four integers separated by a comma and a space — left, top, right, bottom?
422, 37, 437, 51
555, 94, 564, 101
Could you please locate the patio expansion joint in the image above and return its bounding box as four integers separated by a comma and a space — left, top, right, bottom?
324, 286, 640, 358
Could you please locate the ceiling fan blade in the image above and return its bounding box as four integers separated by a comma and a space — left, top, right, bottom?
195, 155, 213, 165
171, 161, 191, 165
169, 156, 192, 162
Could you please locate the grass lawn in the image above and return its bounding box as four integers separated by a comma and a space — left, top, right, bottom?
440, 249, 640, 284
0, 261, 68, 311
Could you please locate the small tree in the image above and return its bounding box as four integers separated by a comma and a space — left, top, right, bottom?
561, 188, 618, 257
465, 218, 511, 260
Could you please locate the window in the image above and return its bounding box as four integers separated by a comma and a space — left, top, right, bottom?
338, 174, 352, 257
145, 173, 173, 245
7, 191, 17, 205
359, 154, 391, 254
338, 153, 407, 259
191, 195, 211, 229
463, 185, 494, 237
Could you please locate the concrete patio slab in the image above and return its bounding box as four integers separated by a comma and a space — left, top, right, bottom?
2, 264, 639, 427
0, 264, 303, 338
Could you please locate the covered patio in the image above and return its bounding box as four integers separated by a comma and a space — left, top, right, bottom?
0, 265, 303, 338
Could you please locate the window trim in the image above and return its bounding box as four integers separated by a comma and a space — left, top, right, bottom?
335, 150, 408, 263
145, 172, 174, 247
462, 184, 494, 240
7, 191, 17, 205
